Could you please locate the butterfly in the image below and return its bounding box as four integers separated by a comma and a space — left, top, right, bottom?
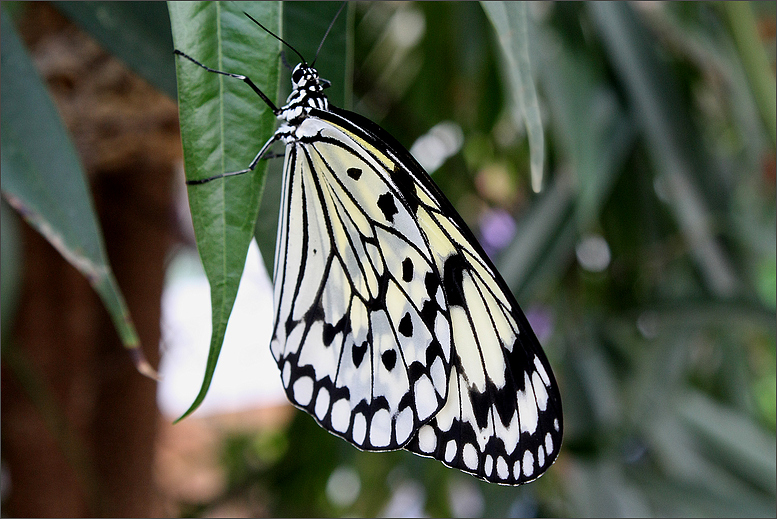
175, 5, 562, 485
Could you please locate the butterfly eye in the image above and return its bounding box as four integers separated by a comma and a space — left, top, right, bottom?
291, 66, 305, 84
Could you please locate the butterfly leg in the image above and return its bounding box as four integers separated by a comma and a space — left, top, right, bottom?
185, 133, 282, 185
174, 50, 279, 114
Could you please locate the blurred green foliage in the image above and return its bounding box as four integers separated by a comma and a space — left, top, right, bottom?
3, 1, 774, 517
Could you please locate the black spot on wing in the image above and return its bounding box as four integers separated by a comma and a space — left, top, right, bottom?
442, 254, 466, 307
322, 313, 349, 347
398, 312, 413, 337
402, 258, 413, 282
381, 349, 397, 371
420, 300, 439, 329
347, 167, 362, 180
377, 193, 398, 223
323, 323, 336, 346
390, 165, 419, 215
352, 341, 368, 368
425, 271, 439, 299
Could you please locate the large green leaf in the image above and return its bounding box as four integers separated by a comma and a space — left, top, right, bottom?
0, 10, 152, 377
170, 1, 281, 419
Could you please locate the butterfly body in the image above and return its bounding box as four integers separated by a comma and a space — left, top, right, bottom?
177, 24, 562, 485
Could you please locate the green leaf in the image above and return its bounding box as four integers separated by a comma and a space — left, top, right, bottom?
481, 1, 545, 192
496, 20, 639, 301
535, 25, 635, 233
170, 0, 281, 420
0, 10, 153, 377
53, 1, 177, 98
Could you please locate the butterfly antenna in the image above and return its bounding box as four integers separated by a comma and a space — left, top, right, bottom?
243, 11, 306, 64
311, 1, 346, 67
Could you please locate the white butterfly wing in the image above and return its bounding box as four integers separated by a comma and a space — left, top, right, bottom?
271, 106, 563, 484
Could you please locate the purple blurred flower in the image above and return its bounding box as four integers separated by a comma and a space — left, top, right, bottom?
478, 208, 516, 257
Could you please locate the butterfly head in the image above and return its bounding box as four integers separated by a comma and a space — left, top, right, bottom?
281, 63, 330, 118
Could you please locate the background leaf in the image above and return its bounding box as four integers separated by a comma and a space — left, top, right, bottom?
1, 8, 152, 376
482, 1, 545, 192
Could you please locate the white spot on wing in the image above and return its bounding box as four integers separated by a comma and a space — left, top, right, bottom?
534, 355, 550, 386
395, 407, 414, 445
517, 372, 539, 434
463, 443, 478, 470
417, 425, 436, 453
414, 375, 437, 421
522, 450, 534, 478
497, 456, 508, 480
430, 357, 446, 396
282, 361, 291, 387
532, 371, 549, 411
445, 440, 457, 462
370, 409, 391, 447
484, 455, 493, 476
315, 387, 330, 420
293, 376, 313, 406
353, 413, 366, 445
545, 432, 553, 455
331, 399, 351, 433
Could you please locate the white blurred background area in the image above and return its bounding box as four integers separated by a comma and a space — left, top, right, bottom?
157, 239, 286, 419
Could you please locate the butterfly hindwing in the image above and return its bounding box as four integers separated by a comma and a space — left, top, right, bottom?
271, 116, 452, 450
